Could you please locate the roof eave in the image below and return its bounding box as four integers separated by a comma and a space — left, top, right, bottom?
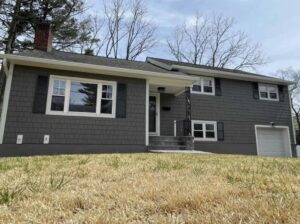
171, 65, 296, 85
0, 54, 199, 83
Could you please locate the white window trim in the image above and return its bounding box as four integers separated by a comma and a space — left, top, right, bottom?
258, 83, 279, 101
46, 75, 117, 118
191, 77, 215, 95
192, 120, 218, 142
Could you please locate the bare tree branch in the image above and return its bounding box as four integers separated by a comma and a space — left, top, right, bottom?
167, 14, 266, 71
276, 67, 300, 144
124, 0, 156, 60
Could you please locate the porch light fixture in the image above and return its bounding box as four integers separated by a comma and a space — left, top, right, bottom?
157, 87, 165, 93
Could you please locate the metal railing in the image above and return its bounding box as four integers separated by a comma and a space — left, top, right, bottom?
174, 119, 191, 137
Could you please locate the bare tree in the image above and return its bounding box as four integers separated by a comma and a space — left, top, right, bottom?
103, 0, 126, 58
124, 0, 156, 60
97, 0, 156, 59
167, 14, 266, 71
276, 68, 300, 143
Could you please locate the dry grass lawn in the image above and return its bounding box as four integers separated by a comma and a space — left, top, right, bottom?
0, 153, 299, 223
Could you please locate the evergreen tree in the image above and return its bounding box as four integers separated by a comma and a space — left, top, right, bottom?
0, 0, 92, 53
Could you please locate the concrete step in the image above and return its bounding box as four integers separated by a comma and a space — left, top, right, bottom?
147, 145, 194, 151
149, 140, 194, 145
149, 140, 191, 146
149, 136, 194, 142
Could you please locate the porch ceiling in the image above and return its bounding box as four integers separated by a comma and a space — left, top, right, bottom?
149, 77, 193, 95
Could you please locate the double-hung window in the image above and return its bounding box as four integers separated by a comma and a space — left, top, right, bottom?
259, 84, 279, 101
47, 76, 116, 118
192, 120, 217, 141
191, 77, 215, 95
51, 80, 66, 111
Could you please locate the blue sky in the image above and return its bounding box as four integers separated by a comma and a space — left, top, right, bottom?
90, 0, 300, 75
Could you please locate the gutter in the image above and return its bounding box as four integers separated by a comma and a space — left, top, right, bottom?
171, 65, 296, 85
0, 54, 199, 82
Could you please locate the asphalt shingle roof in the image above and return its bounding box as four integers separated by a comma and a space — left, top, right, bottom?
16, 50, 179, 74
147, 57, 273, 79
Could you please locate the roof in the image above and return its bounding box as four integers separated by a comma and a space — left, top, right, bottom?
146, 57, 275, 79
0, 50, 294, 85
16, 50, 179, 75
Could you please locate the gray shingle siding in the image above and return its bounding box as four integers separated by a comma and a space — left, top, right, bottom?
3, 66, 146, 148
160, 78, 295, 155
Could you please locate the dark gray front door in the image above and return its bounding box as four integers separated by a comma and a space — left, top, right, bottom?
149, 95, 157, 134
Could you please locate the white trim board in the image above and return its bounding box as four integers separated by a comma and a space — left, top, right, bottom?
254, 125, 292, 157
0, 63, 14, 144
145, 80, 149, 146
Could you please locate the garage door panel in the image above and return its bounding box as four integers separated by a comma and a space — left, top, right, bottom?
256, 127, 291, 157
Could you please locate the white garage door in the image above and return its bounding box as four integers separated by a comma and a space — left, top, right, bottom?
256, 126, 292, 157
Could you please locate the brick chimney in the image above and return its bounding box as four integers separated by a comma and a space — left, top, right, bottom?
34, 22, 53, 52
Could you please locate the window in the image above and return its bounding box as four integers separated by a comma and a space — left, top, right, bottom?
191, 77, 215, 95
192, 120, 217, 141
51, 80, 66, 111
69, 82, 97, 113
259, 84, 279, 101
101, 84, 113, 114
47, 76, 116, 118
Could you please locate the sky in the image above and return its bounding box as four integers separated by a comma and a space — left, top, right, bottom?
89, 0, 300, 76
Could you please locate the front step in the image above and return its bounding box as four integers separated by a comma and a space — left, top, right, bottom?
148, 136, 194, 151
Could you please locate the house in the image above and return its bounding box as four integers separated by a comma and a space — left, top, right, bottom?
0, 23, 297, 157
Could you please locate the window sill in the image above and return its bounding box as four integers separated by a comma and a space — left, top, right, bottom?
259, 97, 279, 102
45, 111, 116, 118
194, 138, 218, 142
191, 91, 215, 96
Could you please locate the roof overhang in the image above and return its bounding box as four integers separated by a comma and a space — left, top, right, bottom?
172, 65, 295, 85
0, 54, 199, 88
146, 58, 295, 85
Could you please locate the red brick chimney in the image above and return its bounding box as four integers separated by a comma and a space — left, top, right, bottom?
34, 22, 53, 52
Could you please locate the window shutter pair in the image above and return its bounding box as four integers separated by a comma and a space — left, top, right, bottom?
33, 75, 127, 118
253, 82, 285, 101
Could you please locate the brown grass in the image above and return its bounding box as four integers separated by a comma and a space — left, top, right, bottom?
0, 153, 299, 223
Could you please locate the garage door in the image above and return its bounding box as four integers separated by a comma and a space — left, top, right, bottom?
256, 126, 292, 157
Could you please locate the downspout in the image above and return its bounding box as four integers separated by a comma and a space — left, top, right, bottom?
0, 59, 14, 144
3, 59, 9, 76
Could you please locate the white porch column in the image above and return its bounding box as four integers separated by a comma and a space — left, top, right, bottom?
0, 63, 14, 144
145, 79, 149, 146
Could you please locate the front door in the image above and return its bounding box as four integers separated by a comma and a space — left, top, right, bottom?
149, 94, 160, 136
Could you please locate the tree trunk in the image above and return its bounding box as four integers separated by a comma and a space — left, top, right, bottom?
5, 0, 22, 53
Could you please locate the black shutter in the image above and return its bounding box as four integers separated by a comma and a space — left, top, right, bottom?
116, 83, 127, 118
278, 85, 285, 102
215, 78, 222, 96
217, 122, 224, 141
33, 75, 49, 114
253, 82, 259, 99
